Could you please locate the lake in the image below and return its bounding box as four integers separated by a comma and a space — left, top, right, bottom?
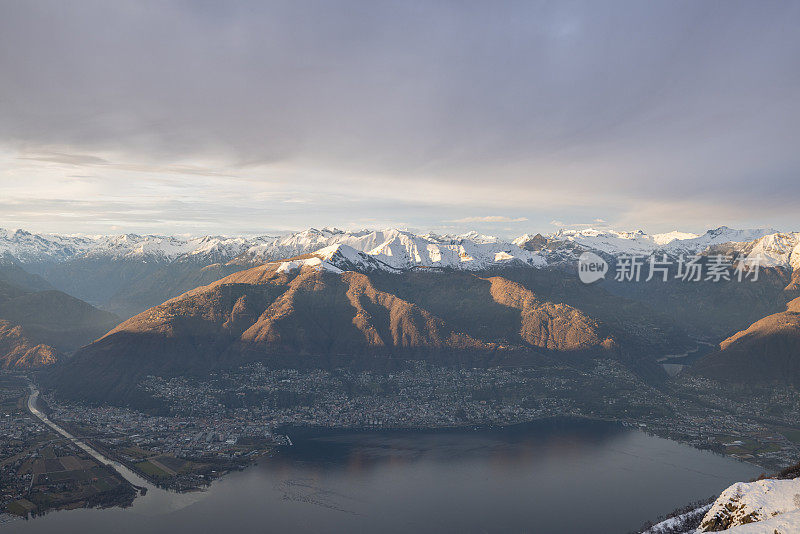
3, 418, 760, 534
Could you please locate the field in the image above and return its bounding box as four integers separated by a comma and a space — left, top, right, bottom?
6, 443, 137, 516
134, 459, 172, 478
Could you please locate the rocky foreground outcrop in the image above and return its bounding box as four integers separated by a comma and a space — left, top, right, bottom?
697, 476, 800, 533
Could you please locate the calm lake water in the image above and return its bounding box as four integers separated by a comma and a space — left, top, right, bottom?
4, 419, 760, 534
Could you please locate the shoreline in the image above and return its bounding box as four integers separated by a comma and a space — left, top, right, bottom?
273, 415, 775, 474
275, 414, 623, 439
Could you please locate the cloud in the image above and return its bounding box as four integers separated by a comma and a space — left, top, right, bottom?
451, 216, 529, 223
19, 152, 111, 166
0, 1, 798, 234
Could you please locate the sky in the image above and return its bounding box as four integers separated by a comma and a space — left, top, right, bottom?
0, 0, 798, 238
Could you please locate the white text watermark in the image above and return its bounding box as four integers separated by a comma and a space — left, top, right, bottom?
579, 253, 764, 284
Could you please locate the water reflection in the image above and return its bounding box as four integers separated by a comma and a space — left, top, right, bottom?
5, 419, 760, 534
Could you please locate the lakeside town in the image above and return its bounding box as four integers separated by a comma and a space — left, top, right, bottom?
3, 359, 800, 520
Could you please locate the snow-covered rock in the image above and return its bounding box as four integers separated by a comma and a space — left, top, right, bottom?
735, 232, 800, 270
721, 508, 800, 533
314, 243, 396, 272
698, 477, 800, 532
641, 504, 712, 534
652, 231, 702, 246
275, 256, 343, 275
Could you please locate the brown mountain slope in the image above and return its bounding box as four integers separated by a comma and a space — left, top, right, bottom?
786, 268, 800, 291
0, 277, 121, 368
237, 270, 488, 352
44, 263, 618, 404
485, 276, 612, 351
104, 261, 248, 319
0, 320, 58, 369
99, 264, 612, 356
0, 282, 121, 353
692, 297, 800, 383
366, 268, 686, 361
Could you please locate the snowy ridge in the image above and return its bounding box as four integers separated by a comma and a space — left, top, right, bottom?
719, 509, 800, 533
357, 229, 545, 270
552, 228, 677, 255
314, 243, 397, 272
718, 509, 800, 533
664, 227, 780, 256
275, 256, 343, 275
738, 232, 800, 270
698, 477, 800, 532
641, 504, 712, 534
652, 231, 703, 246
0, 226, 796, 273
240, 228, 544, 271
549, 226, 779, 257
0, 228, 275, 264
271, 244, 395, 275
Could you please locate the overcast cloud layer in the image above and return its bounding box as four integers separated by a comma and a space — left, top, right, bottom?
0, 0, 798, 236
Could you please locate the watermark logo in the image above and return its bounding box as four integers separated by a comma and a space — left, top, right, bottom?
578, 252, 608, 284
578, 253, 764, 284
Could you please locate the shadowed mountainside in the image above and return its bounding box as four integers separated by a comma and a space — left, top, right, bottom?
597, 261, 796, 340
0, 252, 54, 292
30, 258, 248, 319
0, 282, 121, 353
0, 277, 121, 368
693, 296, 800, 383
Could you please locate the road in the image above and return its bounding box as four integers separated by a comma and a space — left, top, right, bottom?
25, 383, 154, 491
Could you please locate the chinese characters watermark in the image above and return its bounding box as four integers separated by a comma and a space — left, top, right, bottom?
578, 253, 764, 284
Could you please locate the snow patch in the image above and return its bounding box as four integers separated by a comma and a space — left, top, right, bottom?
641, 504, 711, 534
275, 257, 343, 274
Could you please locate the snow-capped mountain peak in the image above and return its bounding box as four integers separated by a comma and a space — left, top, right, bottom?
0, 226, 796, 274
544, 226, 783, 258
650, 231, 700, 246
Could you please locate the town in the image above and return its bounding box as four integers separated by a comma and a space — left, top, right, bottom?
3, 358, 800, 521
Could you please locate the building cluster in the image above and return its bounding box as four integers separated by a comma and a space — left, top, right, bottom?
5, 355, 800, 516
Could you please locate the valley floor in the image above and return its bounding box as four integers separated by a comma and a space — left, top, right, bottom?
0, 375, 137, 519
3, 359, 800, 517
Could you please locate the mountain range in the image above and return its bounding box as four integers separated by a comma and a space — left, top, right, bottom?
1, 225, 800, 401
3, 225, 798, 318
42, 246, 673, 405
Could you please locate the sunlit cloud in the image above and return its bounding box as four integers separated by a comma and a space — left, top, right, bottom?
0, 1, 797, 236
450, 216, 529, 223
